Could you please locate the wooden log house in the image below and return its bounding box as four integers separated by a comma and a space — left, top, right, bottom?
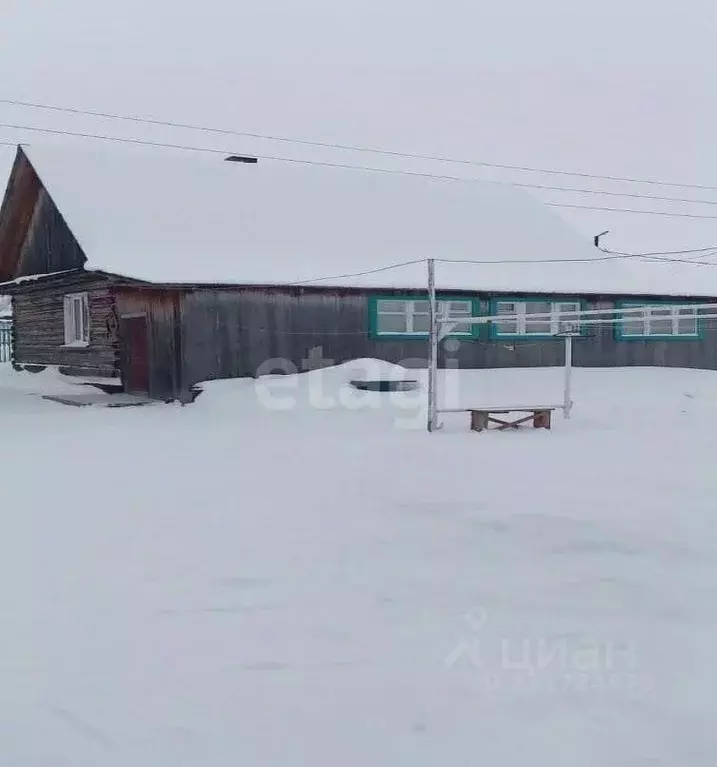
1, 143, 716, 402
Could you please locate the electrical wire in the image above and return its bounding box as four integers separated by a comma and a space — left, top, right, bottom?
293, 249, 717, 287
544, 202, 717, 220
3, 121, 717, 207
436, 251, 717, 267
287, 259, 426, 285
3, 96, 717, 192
3, 122, 717, 221
599, 245, 717, 257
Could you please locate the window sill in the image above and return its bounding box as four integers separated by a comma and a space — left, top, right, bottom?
373, 334, 476, 341
62, 342, 91, 349
491, 334, 586, 341
618, 335, 700, 341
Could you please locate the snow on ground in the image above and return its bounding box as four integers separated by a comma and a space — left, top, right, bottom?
3, 361, 717, 766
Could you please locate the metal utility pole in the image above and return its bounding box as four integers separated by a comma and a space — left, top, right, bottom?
427, 258, 439, 432
563, 334, 574, 418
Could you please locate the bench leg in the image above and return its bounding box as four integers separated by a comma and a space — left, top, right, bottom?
471, 411, 489, 432
533, 410, 552, 429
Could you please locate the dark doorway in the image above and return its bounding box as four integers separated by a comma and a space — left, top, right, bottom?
121, 316, 150, 394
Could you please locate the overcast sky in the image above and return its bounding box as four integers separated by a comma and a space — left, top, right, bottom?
2, 0, 717, 254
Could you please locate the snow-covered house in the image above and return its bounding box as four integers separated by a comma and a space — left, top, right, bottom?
0, 143, 716, 401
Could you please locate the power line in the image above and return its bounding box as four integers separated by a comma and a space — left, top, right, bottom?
303, 253, 717, 286
288, 259, 426, 285
600, 245, 717, 257
545, 202, 717, 221
3, 96, 717, 192
295, 251, 717, 289
4, 122, 717, 222
600, 245, 717, 264
437, 252, 717, 267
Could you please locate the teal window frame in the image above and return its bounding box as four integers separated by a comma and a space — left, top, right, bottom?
488, 297, 587, 340
614, 300, 703, 341
368, 294, 481, 340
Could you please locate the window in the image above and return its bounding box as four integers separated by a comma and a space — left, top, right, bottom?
372, 297, 475, 337
63, 293, 90, 346
492, 300, 582, 337
618, 303, 699, 339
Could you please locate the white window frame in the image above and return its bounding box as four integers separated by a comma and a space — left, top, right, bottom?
493, 300, 582, 337
63, 292, 90, 347
375, 298, 474, 337
620, 303, 699, 338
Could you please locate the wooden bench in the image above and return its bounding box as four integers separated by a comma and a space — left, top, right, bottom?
468, 407, 555, 432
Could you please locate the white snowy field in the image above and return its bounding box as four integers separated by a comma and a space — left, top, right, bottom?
3, 361, 717, 766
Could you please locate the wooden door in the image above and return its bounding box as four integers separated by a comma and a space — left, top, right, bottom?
122, 316, 150, 394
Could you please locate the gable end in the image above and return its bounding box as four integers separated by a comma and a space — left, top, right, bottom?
0, 147, 87, 280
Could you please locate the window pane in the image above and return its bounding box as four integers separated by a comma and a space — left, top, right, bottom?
412, 301, 429, 314
378, 314, 407, 333
556, 303, 581, 333
648, 308, 672, 335
446, 301, 471, 314
556, 302, 580, 313
81, 296, 89, 342
494, 320, 518, 335
441, 301, 472, 334
674, 307, 696, 335
377, 300, 405, 314
73, 300, 82, 342
494, 302, 516, 335
622, 317, 645, 336
524, 301, 551, 334
555, 302, 581, 326
525, 301, 550, 315
620, 304, 643, 336
412, 313, 430, 333
525, 320, 552, 334
677, 317, 697, 335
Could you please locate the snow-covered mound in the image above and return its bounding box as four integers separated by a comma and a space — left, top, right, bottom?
337, 357, 416, 381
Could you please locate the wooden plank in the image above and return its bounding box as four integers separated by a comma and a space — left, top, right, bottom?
470, 411, 488, 432
440, 405, 562, 413
533, 409, 552, 429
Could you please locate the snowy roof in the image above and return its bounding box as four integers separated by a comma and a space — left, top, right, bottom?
17, 143, 717, 296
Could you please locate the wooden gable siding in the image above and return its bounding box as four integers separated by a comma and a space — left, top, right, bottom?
114, 288, 183, 400
0, 150, 42, 280
17, 188, 87, 277
0, 149, 87, 280
12, 274, 119, 376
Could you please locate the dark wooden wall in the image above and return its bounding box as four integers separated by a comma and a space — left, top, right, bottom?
0, 150, 86, 280
12, 274, 118, 376
180, 288, 383, 387
10, 278, 717, 402
180, 289, 717, 389
115, 288, 182, 400
17, 189, 87, 276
